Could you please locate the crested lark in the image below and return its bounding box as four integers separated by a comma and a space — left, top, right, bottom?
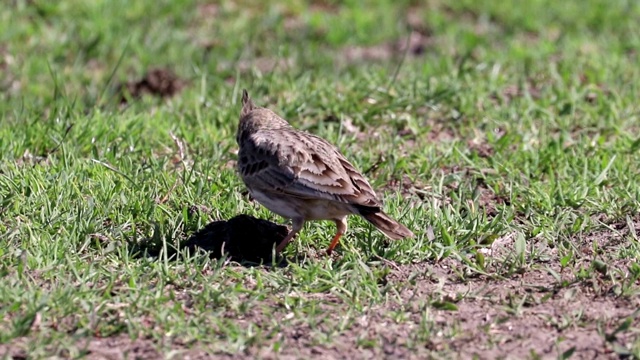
236, 89, 414, 254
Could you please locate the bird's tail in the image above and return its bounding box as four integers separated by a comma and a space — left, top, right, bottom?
360, 210, 414, 240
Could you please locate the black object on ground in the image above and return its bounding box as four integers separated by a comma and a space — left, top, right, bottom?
185, 214, 288, 263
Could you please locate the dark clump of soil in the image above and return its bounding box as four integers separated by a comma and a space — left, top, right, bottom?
184, 214, 288, 264
117, 68, 187, 103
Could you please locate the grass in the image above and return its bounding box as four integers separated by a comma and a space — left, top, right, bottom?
1, 0, 640, 358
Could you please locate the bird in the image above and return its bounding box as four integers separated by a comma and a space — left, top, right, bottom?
236, 89, 414, 254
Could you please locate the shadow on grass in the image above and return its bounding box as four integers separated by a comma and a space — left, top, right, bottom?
130, 214, 290, 267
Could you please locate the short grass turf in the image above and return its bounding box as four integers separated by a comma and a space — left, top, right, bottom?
1, 0, 640, 358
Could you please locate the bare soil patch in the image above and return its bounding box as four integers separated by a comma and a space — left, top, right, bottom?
339, 31, 432, 64
81, 335, 161, 360
265, 251, 638, 359
202, 218, 640, 358
395, 264, 637, 359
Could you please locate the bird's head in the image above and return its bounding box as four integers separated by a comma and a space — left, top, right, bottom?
237, 89, 292, 143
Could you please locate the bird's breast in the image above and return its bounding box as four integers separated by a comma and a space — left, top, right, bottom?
250, 189, 352, 221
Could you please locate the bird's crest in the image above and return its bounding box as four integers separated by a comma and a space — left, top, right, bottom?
241, 89, 255, 117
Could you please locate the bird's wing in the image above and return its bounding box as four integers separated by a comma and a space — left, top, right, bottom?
238, 129, 381, 208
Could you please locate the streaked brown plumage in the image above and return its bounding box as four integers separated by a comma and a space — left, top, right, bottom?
236, 89, 414, 253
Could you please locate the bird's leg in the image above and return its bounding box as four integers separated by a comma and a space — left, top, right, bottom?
327, 217, 348, 255
276, 218, 304, 253
275, 230, 298, 253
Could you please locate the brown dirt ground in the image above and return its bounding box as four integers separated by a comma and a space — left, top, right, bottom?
2, 221, 637, 359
